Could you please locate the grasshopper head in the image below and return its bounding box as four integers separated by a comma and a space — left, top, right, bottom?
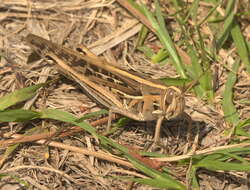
161, 86, 185, 120
151, 86, 184, 119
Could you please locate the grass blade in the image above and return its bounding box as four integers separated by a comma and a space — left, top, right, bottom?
215, 0, 236, 49
126, 155, 186, 189
160, 77, 191, 86
231, 19, 250, 72
137, 46, 155, 58
116, 0, 187, 78
197, 0, 221, 26
189, 146, 250, 187
40, 109, 98, 135
222, 60, 240, 125
142, 0, 186, 78
76, 109, 108, 122
0, 109, 41, 122
0, 174, 29, 188
235, 119, 250, 138
136, 25, 149, 47
185, 46, 214, 100
0, 144, 20, 167
0, 83, 45, 111
195, 158, 250, 172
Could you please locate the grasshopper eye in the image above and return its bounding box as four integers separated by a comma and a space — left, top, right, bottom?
165, 90, 174, 105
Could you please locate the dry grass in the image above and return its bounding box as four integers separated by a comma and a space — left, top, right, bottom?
0, 0, 249, 189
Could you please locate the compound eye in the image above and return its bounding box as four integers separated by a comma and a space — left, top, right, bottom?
165, 89, 175, 105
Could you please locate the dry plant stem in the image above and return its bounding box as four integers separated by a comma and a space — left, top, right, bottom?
115, 0, 154, 32
38, 139, 134, 169
0, 12, 109, 23
2, 134, 134, 169
1, 131, 55, 147
88, 20, 141, 55
107, 109, 113, 131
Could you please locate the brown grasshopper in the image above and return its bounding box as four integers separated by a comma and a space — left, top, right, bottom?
25, 34, 185, 142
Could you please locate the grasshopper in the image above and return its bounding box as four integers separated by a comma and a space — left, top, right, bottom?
25, 34, 185, 142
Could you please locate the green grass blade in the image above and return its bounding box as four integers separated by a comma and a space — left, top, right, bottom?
216, 0, 236, 50
181, 147, 250, 165
170, 0, 183, 10
185, 47, 204, 97
0, 83, 45, 111
231, 19, 250, 72
137, 46, 154, 58
76, 109, 108, 122
189, 0, 199, 23
116, 0, 187, 77
197, 0, 221, 26
104, 117, 131, 136
40, 109, 98, 135
216, 12, 234, 49
130, 177, 186, 189
185, 46, 214, 100
136, 25, 149, 47
235, 119, 250, 138
154, 0, 186, 77
151, 48, 169, 63
194, 28, 214, 101
190, 146, 250, 173
200, 150, 250, 164
222, 61, 240, 125
0, 144, 20, 167
160, 77, 192, 86
141, 0, 186, 78
0, 174, 29, 188
190, 167, 199, 189
126, 155, 186, 190
215, 0, 235, 49
40, 109, 126, 150
111, 175, 186, 190
0, 109, 41, 122
0, 125, 52, 167
211, 148, 250, 159
195, 159, 250, 172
